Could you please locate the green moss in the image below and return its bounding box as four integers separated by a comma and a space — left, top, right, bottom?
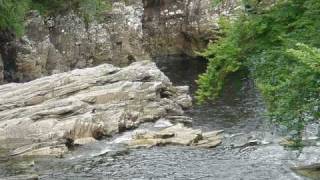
30, 0, 113, 24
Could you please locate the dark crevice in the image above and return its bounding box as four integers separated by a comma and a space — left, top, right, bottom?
140, 75, 152, 82
155, 55, 208, 94
158, 88, 172, 99
65, 138, 75, 150
0, 29, 18, 82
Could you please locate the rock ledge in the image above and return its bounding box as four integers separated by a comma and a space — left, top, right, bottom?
0, 61, 193, 156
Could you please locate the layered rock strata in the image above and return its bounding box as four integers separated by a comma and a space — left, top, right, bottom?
0, 61, 192, 156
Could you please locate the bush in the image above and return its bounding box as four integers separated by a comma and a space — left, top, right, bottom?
197, 0, 320, 139
0, 0, 30, 36
196, 18, 243, 103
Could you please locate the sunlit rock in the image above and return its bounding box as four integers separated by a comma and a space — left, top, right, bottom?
0, 61, 192, 156
127, 123, 223, 149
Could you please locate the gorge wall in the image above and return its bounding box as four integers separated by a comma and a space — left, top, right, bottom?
142, 0, 238, 58
0, 0, 239, 83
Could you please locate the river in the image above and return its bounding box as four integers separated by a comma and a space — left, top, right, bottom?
0, 57, 319, 179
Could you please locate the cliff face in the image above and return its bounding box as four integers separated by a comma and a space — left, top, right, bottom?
0, 55, 3, 83
142, 0, 217, 57
1, 1, 147, 82
142, 0, 240, 58
0, 0, 239, 83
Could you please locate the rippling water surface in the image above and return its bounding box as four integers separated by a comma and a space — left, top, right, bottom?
0, 57, 317, 179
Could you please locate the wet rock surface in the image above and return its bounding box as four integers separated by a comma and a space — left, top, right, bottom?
0, 61, 192, 156
127, 123, 223, 148
0, 48, 316, 180
3, 174, 39, 180
0, 57, 309, 180
292, 163, 320, 180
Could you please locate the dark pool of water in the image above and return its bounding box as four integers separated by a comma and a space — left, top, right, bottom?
156, 56, 268, 133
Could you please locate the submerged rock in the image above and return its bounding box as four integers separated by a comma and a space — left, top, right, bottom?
0, 61, 192, 156
292, 163, 320, 180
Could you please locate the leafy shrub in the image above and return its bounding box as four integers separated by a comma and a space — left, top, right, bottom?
0, 0, 30, 36
197, 0, 320, 139
196, 18, 243, 103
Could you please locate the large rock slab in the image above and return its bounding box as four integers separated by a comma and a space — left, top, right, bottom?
0, 61, 192, 156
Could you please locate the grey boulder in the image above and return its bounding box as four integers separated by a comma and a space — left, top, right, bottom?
0, 61, 192, 156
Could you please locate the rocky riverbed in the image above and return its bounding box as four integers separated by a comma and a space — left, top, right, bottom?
0, 60, 214, 157
0, 58, 320, 180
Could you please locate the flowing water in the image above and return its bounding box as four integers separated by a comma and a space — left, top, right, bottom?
0, 57, 319, 179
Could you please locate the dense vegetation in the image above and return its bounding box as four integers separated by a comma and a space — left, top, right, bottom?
0, 0, 29, 36
0, 0, 111, 36
197, 0, 320, 141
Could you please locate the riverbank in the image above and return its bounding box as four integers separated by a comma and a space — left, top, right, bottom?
1, 57, 318, 179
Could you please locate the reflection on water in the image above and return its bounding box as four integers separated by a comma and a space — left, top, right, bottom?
156, 56, 268, 133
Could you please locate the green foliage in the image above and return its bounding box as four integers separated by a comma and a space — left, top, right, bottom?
196, 18, 243, 103
0, 0, 30, 36
31, 0, 112, 23
197, 0, 320, 137
0, 0, 112, 36
30, 0, 71, 15
78, 0, 112, 24
287, 43, 320, 72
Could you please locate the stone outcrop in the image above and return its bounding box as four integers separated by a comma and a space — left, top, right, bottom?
127, 123, 223, 149
142, 0, 240, 58
1, 2, 148, 82
0, 0, 240, 83
0, 61, 192, 156
142, 0, 216, 57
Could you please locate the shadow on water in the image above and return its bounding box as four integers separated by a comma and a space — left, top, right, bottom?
156, 55, 268, 134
